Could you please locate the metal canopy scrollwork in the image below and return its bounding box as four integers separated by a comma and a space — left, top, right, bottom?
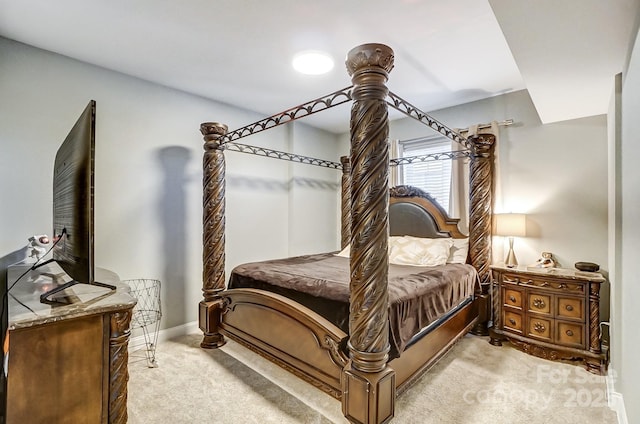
223, 142, 342, 169
220, 87, 354, 144
216, 142, 471, 170
386, 91, 469, 148
390, 149, 470, 166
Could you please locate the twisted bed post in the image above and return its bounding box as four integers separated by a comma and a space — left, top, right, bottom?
468, 133, 495, 336
342, 43, 396, 424
340, 156, 352, 250
199, 122, 229, 349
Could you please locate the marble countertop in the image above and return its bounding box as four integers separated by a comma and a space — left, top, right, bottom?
7, 262, 137, 330
490, 263, 605, 282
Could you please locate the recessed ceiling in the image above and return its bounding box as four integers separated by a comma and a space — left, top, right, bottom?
0, 0, 636, 133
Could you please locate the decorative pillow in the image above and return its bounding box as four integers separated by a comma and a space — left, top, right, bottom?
447, 238, 469, 264
388, 236, 453, 267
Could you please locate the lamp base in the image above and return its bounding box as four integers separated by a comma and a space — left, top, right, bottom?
504, 237, 518, 268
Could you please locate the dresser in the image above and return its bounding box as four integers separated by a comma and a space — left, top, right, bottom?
5, 263, 136, 423
489, 265, 608, 374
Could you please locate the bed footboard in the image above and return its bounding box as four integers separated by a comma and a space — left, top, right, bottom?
205, 288, 478, 400
217, 288, 349, 398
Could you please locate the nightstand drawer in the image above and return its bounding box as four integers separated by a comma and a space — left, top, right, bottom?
556, 321, 584, 348
528, 292, 551, 315
503, 273, 586, 295
503, 288, 523, 309
557, 297, 584, 321
503, 309, 523, 334
527, 316, 552, 341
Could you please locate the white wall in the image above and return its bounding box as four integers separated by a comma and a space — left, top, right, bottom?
0, 37, 341, 330
608, 73, 624, 404
288, 124, 341, 255
617, 23, 640, 424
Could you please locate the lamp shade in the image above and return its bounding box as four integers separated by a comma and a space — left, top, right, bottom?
494, 213, 526, 237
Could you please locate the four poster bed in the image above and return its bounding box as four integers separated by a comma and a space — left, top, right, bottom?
198, 44, 496, 424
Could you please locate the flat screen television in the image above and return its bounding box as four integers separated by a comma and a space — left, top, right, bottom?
39, 100, 115, 304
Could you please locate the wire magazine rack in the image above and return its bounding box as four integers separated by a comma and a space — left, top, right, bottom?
125, 279, 162, 368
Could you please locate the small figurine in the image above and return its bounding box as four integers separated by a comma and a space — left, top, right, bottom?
532, 251, 555, 268
26, 235, 50, 262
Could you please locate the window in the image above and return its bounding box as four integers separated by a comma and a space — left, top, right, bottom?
399, 136, 452, 211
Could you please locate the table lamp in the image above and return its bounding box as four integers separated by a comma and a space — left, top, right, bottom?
494, 213, 526, 267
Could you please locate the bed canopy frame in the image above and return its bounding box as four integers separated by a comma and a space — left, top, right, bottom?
198, 43, 495, 424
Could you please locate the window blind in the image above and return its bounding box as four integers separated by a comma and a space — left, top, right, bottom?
400, 137, 451, 211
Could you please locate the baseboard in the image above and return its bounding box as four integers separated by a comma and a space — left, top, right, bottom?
129, 320, 199, 352
606, 368, 628, 424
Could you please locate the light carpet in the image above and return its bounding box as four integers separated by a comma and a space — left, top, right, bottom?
127, 334, 617, 423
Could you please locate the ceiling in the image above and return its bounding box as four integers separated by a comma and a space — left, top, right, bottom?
0, 0, 637, 133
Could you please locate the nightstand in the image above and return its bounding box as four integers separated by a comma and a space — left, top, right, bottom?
489, 264, 608, 374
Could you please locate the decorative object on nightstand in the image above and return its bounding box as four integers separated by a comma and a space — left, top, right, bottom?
493, 213, 526, 267
530, 251, 556, 269
488, 264, 608, 374
575, 261, 599, 272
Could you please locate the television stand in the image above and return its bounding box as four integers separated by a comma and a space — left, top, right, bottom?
32, 259, 117, 304
6, 262, 136, 423
40, 279, 117, 305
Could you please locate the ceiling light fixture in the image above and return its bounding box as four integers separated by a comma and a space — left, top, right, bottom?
292, 50, 334, 75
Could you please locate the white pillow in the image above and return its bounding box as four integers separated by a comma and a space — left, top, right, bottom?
388, 236, 453, 267
394, 236, 469, 264
336, 244, 351, 258
447, 238, 469, 264
335, 236, 402, 258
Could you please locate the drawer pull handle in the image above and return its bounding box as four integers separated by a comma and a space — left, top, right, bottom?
509, 295, 516, 303
565, 305, 574, 312
540, 281, 549, 287
566, 330, 574, 337
534, 322, 546, 333
559, 283, 567, 289
509, 318, 516, 325
533, 298, 546, 309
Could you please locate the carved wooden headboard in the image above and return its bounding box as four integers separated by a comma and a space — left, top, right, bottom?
389, 185, 467, 239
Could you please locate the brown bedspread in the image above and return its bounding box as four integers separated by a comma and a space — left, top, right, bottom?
228, 252, 479, 358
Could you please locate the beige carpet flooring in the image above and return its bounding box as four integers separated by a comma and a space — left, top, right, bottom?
127, 333, 617, 423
